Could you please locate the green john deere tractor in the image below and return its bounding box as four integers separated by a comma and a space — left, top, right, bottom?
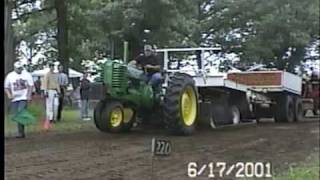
93, 59, 198, 135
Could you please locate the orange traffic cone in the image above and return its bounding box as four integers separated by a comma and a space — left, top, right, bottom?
43, 118, 51, 130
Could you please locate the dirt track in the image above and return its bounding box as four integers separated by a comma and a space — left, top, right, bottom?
5, 118, 320, 180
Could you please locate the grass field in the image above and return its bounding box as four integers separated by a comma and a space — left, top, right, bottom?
273, 152, 320, 180
240, 152, 319, 180
4, 100, 94, 136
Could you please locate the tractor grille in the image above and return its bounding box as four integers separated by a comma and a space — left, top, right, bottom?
112, 64, 127, 89
100, 68, 104, 81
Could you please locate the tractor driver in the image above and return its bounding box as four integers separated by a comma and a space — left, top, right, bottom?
129, 45, 162, 88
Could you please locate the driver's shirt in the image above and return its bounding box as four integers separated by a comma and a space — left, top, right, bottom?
135, 54, 161, 75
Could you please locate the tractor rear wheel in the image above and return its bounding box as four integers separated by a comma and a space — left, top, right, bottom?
94, 100, 105, 131
163, 73, 198, 135
96, 101, 124, 133
230, 105, 241, 124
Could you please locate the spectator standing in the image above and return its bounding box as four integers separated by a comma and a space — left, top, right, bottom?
310, 67, 320, 81
4, 61, 34, 138
43, 63, 60, 123
34, 77, 41, 95
80, 72, 91, 121
73, 86, 81, 109
57, 65, 69, 122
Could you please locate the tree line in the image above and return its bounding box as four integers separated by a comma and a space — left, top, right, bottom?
4, 0, 320, 74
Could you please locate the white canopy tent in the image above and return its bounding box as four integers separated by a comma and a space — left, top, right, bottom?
31, 68, 83, 78
32, 68, 84, 91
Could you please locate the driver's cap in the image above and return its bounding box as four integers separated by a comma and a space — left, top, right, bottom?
14, 61, 23, 69
144, 44, 153, 51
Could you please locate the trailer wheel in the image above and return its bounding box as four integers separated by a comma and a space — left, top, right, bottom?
95, 101, 124, 133
274, 95, 294, 123
209, 116, 216, 128
164, 73, 198, 135
230, 105, 241, 124
294, 99, 303, 122
252, 104, 263, 123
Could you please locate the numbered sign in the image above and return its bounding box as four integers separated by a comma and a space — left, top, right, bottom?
151, 138, 172, 156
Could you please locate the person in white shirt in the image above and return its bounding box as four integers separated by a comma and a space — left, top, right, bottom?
4, 61, 34, 138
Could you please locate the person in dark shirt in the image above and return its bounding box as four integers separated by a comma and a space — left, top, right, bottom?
57, 65, 68, 122
129, 45, 162, 88
35, 77, 41, 95
80, 72, 91, 121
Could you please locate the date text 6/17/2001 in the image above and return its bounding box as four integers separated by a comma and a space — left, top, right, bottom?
187, 162, 272, 178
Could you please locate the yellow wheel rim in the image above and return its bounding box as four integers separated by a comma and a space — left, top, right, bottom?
123, 108, 134, 124
181, 86, 197, 126
110, 107, 123, 127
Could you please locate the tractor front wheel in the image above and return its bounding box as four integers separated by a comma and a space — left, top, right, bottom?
163, 73, 198, 135
95, 101, 124, 133
122, 107, 136, 132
